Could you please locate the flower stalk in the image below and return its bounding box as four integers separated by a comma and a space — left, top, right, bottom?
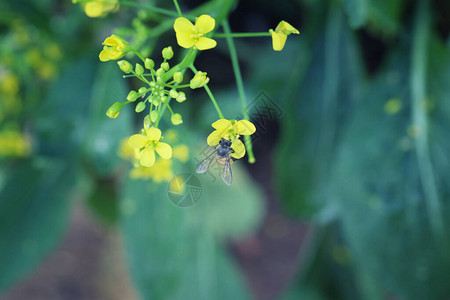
222, 20, 255, 163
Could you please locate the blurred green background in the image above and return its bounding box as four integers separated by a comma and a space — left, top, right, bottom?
1, 0, 450, 299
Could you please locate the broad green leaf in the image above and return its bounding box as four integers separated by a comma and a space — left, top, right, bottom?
36, 58, 97, 158
83, 62, 132, 176
0, 160, 75, 292
274, 11, 364, 217
344, 0, 404, 34
119, 153, 263, 299
36, 58, 131, 175
331, 37, 450, 300
87, 177, 118, 225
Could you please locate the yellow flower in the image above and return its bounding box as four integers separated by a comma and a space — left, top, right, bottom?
173, 144, 189, 162
174, 15, 217, 50
207, 119, 256, 159
129, 128, 172, 167
118, 138, 138, 161
190, 71, 209, 89
74, 0, 119, 18
130, 159, 174, 182
270, 21, 299, 51
0, 130, 31, 158
1, 72, 19, 95
168, 174, 186, 194
99, 35, 128, 62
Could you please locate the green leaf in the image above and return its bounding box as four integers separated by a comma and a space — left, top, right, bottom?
274, 10, 364, 217
119, 160, 262, 299
36, 58, 97, 158
344, 0, 404, 35
331, 37, 450, 300
0, 160, 75, 292
87, 177, 118, 226
83, 62, 132, 176
37, 59, 131, 176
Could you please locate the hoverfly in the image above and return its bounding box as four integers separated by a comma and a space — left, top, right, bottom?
196, 138, 234, 185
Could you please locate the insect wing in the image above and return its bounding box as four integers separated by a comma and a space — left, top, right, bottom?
221, 155, 233, 185
196, 149, 216, 174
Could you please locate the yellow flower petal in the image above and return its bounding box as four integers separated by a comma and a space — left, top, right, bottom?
195, 15, 215, 34
99, 49, 111, 62
108, 50, 123, 60
207, 130, 222, 146
155, 142, 172, 159
234, 120, 256, 135
194, 37, 217, 50
129, 134, 148, 148
84, 2, 104, 18
140, 148, 156, 167
275, 21, 300, 35
270, 30, 287, 51
176, 33, 195, 49
174, 17, 195, 34
231, 138, 246, 159
103, 36, 124, 47
146, 127, 161, 141
212, 119, 232, 130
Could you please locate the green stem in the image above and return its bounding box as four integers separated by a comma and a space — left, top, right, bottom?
222, 21, 255, 163
317, 3, 340, 175
166, 102, 174, 114
214, 32, 271, 38
410, 0, 447, 246
166, 83, 190, 89
204, 85, 225, 119
149, 101, 153, 115
123, 73, 152, 78
191, 66, 224, 119
172, 0, 183, 17
155, 103, 164, 128
131, 49, 145, 63
129, 70, 150, 85
118, 1, 179, 17
162, 48, 197, 82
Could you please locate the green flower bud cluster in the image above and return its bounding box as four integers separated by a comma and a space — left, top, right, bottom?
107, 45, 194, 131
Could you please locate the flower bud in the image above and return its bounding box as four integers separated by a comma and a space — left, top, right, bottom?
176, 91, 186, 103
117, 60, 132, 73
190, 71, 209, 89
171, 113, 183, 125
127, 90, 139, 102
135, 102, 146, 113
106, 102, 124, 118
143, 115, 151, 128
138, 87, 147, 94
160, 96, 168, 103
151, 97, 160, 107
169, 89, 178, 99
150, 110, 158, 122
173, 71, 183, 83
156, 68, 165, 77
145, 58, 154, 70
162, 46, 174, 60
161, 62, 170, 71
135, 63, 144, 76
156, 76, 164, 84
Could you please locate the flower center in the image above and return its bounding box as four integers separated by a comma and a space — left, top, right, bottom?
190, 30, 203, 41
